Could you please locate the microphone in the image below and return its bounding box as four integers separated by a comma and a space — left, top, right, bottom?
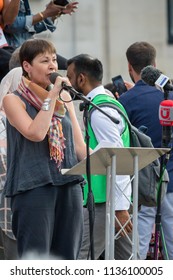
141, 65, 173, 92
50, 72, 66, 86
50, 73, 119, 124
141, 65, 161, 86
50, 72, 82, 100
159, 99, 173, 147
155, 74, 173, 92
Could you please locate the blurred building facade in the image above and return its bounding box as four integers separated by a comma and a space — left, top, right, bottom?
30, 0, 173, 83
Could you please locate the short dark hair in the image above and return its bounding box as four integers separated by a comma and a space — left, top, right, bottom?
9, 47, 21, 70
104, 82, 117, 98
19, 39, 57, 76
126, 42, 156, 74
67, 54, 103, 82
0, 48, 11, 82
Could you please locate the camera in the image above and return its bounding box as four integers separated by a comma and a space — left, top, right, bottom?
111, 75, 127, 96
53, 0, 69, 6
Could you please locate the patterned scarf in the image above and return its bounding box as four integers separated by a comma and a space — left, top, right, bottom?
17, 76, 66, 170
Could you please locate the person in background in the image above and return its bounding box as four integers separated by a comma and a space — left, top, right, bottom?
0, 46, 23, 259
0, 108, 7, 259
0, 0, 21, 81
0, 0, 21, 258
104, 82, 117, 99
119, 41, 173, 260
0, 107, 18, 259
0, 47, 22, 109
0, 0, 20, 24
0, 1, 77, 81
0, 0, 20, 33
3, 0, 78, 49
67, 54, 134, 260
2, 38, 87, 260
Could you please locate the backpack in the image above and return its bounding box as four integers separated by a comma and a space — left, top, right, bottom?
89, 102, 169, 207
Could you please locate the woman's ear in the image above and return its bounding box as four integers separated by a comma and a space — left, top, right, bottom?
23, 61, 31, 74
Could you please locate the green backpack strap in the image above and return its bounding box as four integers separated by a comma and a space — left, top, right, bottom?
88, 102, 120, 124
88, 101, 131, 129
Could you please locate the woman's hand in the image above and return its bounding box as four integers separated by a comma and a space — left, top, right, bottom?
51, 76, 71, 98
61, 2, 79, 15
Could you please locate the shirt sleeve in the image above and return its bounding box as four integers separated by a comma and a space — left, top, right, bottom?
90, 107, 131, 210
90, 107, 124, 147
4, 15, 34, 33
25, 15, 35, 32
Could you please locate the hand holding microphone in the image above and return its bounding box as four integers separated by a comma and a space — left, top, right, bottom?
50, 72, 82, 100
49, 72, 72, 99
50, 72, 70, 89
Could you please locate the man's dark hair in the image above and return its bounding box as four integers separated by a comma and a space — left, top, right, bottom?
67, 54, 103, 82
0, 48, 12, 82
104, 82, 117, 98
126, 42, 156, 74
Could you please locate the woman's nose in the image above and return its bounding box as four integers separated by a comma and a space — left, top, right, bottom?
49, 60, 57, 69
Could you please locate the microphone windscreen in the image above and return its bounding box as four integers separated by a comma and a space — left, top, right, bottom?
50, 72, 62, 84
141, 65, 162, 86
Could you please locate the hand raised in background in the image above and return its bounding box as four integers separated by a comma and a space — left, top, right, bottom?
61, 2, 79, 15
45, 1, 79, 17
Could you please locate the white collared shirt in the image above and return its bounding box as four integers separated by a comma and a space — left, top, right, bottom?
87, 85, 131, 210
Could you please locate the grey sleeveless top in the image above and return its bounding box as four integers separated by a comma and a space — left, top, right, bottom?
4, 92, 84, 197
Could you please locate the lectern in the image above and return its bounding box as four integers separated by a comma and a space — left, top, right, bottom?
62, 142, 170, 260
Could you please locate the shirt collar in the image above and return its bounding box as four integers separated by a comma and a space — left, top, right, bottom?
136, 79, 147, 86
87, 85, 106, 100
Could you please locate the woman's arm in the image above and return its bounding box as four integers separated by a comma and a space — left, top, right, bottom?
2, 0, 20, 26
2, 76, 66, 142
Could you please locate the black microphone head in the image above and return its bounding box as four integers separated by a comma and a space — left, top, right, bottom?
50, 72, 62, 84
141, 65, 162, 86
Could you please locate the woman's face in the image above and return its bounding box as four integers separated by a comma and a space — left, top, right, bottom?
23, 51, 58, 88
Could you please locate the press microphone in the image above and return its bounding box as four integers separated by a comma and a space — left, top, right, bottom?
50, 72, 82, 100
155, 74, 173, 92
141, 65, 161, 86
141, 65, 173, 92
159, 99, 173, 147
